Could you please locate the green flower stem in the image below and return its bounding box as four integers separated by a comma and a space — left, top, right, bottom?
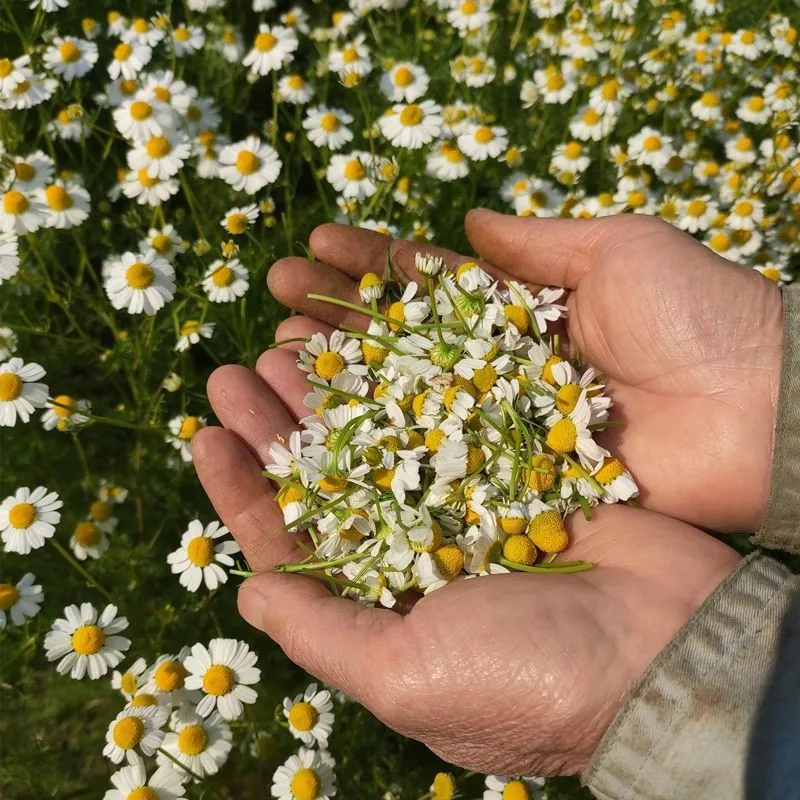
157, 747, 205, 783
499, 557, 594, 574
49, 538, 114, 604
306, 294, 415, 334
274, 550, 371, 573
306, 379, 379, 406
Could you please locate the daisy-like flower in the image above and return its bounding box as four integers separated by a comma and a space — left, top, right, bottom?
0, 487, 61, 554
0, 188, 47, 234
427, 140, 470, 182
122, 170, 180, 207
0, 234, 19, 284
37, 181, 91, 229
303, 106, 354, 150
593, 457, 637, 503
44, 603, 130, 680
103, 704, 169, 764
727, 197, 764, 231
105, 251, 175, 315
677, 197, 718, 233
544, 395, 607, 469
221, 204, 259, 235
43, 37, 98, 80
0, 73, 58, 111
0, 573, 43, 630
127, 132, 192, 179
123, 17, 166, 47
380, 63, 430, 102
329, 35, 372, 78
0, 358, 49, 427
299, 331, 368, 381
184, 638, 260, 720
70, 519, 109, 561
0, 55, 31, 94
283, 683, 335, 747
219, 136, 282, 194
202, 258, 249, 303
278, 73, 314, 105
104, 763, 185, 800
754, 263, 792, 286
243, 24, 299, 76
533, 63, 578, 104
165, 414, 206, 463
458, 124, 508, 161
271, 747, 337, 800
570, 106, 616, 142
29, 0, 69, 11
172, 24, 205, 56
8, 151, 55, 190
175, 320, 215, 353
483, 774, 547, 799
379, 100, 442, 150
158, 709, 232, 778
48, 108, 87, 141
447, 0, 493, 34
0, 326, 18, 361
112, 657, 149, 700
139, 224, 184, 262
107, 41, 152, 81
627, 127, 675, 171
167, 519, 240, 592
326, 151, 377, 200
113, 95, 176, 142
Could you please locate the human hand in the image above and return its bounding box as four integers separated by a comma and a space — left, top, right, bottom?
266, 213, 784, 532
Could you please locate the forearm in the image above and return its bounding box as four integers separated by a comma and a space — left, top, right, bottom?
582, 553, 800, 800
757, 285, 800, 555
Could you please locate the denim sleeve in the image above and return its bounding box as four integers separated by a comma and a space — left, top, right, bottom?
581, 554, 800, 800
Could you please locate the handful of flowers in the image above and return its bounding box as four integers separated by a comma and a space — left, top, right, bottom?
264, 254, 637, 607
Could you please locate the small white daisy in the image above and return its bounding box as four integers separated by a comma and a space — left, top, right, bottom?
139, 224, 184, 261
166, 519, 240, 592
271, 747, 337, 800
43, 37, 98, 81
299, 331, 368, 381
243, 24, 299, 76
303, 106, 354, 150
103, 763, 186, 800
0, 234, 20, 284
221, 204, 259, 235
175, 320, 215, 353
283, 683, 335, 748
0, 573, 43, 630
37, 181, 91, 229
458, 124, 509, 161
278, 73, 314, 104
104, 250, 176, 316
483, 774, 547, 800
326, 151, 377, 200
108, 41, 152, 81
172, 24, 205, 56
127, 132, 192, 179
378, 100, 442, 150
103, 704, 169, 764
158, 709, 232, 778
0, 188, 47, 234
202, 258, 249, 303
0, 358, 49, 427
379, 62, 430, 102
112, 657, 150, 700
219, 136, 282, 194
0, 326, 18, 361
165, 414, 206, 463
69, 519, 109, 561
113, 95, 176, 142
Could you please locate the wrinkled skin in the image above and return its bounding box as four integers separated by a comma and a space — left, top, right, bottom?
194, 211, 781, 775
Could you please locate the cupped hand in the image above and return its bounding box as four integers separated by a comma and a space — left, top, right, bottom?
193, 348, 740, 777
266, 213, 784, 532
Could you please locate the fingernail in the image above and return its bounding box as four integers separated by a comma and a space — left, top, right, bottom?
238, 582, 266, 630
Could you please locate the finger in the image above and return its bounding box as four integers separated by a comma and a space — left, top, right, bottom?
267, 257, 368, 329
388, 237, 509, 285
238, 572, 404, 713
207, 365, 295, 465
274, 315, 335, 351
193, 427, 301, 571
309, 223, 392, 278
256, 348, 311, 421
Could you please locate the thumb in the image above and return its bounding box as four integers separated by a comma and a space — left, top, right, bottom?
238, 572, 405, 714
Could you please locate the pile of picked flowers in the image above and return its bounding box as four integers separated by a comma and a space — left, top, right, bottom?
264, 253, 637, 606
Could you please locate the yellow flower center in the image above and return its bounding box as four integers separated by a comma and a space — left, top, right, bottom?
289, 701, 319, 731
503, 534, 537, 566
700, 91, 719, 107
154, 659, 186, 691
126, 262, 155, 289
178, 724, 209, 755
0, 373, 24, 402
502, 780, 532, 800
709, 232, 730, 251
628, 191, 646, 209
90, 501, 113, 522
362, 341, 388, 364
740, 30, 755, 44
114, 43, 133, 62
175, 26, 191, 42
117, 79, 137, 96
130, 692, 157, 707
236, 150, 261, 175
72, 624, 106, 655
370, 467, 395, 492
211, 265, 234, 287
132, 18, 149, 33
760, 267, 780, 282
736, 136, 753, 152
555, 383, 582, 414
137, 168, 159, 187
432, 772, 456, 800
394, 66, 414, 87
180, 322, 202, 339
500, 516, 527, 535
315, 351, 345, 380
59, 42, 81, 62
775, 84, 791, 99
642, 135, 661, 152
113, 716, 145, 749
546, 74, 565, 91
686, 199, 707, 217
432, 543, 464, 581
318, 475, 350, 493
148, 234, 171, 255
399, 104, 424, 126
529, 455, 556, 492
343, 158, 366, 181
472, 364, 497, 393
145, 136, 170, 158
342, 45, 359, 63
0, 58, 12, 77
74, 521, 102, 547
255, 32, 278, 52
442, 142, 463, 162
119, 671, 138, 695
287, 75, 304, 90
540, 355, 562, 385
734, 200, 753, 217
203, 664, 235, 696
3, 190, 28, 216
565, 141, 583, 159
503, 305, 530, 334
0, 583, 20, 610
127, 100, 152, 122
127, 788, 158, 800
319, 112, 341, 133
474, 126, 494, 144
8, 502, 35, 528
187, 536, 215, 567
224, 212, 250, 236
12, 81, 30, 95
277, 485, 305, 509
13, 162, 35, 184
595, 457, 626, 484
528, 510, 569, 553
461, 0, 478, 12
290, 768, 321, 800
546, 417, 577, 453
582, 108, 601, 125
45, 185, 72, 211
467, 446, 485, 473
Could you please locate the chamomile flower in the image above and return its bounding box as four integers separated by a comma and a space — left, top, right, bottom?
158, 709, 232, 778
123, 17, 165, 48
326, 152, 377, 200
0, 573, 43, 630
221, 204, 259, 235
0, 358, 48, 428
0, 326, 18, 361
37, 181, 90, 229
44, 602, 130, 680
70, 519, 110, 561
175, 320, 215, 352
165, 414, 206, 463
43, 37, 98, 80
427, 140, 470, 181
219, 136, 282, 194
184, 638, 260, 720
0, 55, 31, 95
104, 250, 176, 316
303, 106, 354, 150
6, 151, 54, 190
283, 683, 335, 747
103, 763, 186, 800
172, 24, 205, 56
594, 457, 638, 503
271, 747, 337, 800
677, 197, 718, 233
202, 258, 249, 303
329, 35, 372, 78
108, 41, 152, 81
243, 24, 299, 76
483, 774, 547, 799
167, 519, 240, 592
754, 263, 792, 286
299, 331, 368, 381
139, 225, 184, 261
534, 63, 578, 104
127, 131, 192, 179
113, 95, 176, 142
278, 74, 314, 104
380, 63, 430, 102
458, 124, 508, 161
727, 196, 764, 230
103, 704, 169, 764
379, 100, 442, 150
628, 127, 675, 170
112, 658, 149, 701
1, 188, 47, 234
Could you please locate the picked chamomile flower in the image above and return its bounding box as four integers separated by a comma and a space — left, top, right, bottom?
754, 264, 792, 286
358, 272, 386, 303
44, 602, 131, 680
271, 747, 337, 800
104, 250, 176, 316
219, 136, 282, 194
103, 763, 186, 800
112, 657, 150, 701
299, 331, 369, 381
165, 414, 206, 463
202, 258, 250, 303
0, 485, 61, 554
175, 319, 215, 353
378, 100, 443, 150
283, 683, 336, 748
430, 772, 459, 800
483, 774, 547, 800
70, 519, 110, 561
103, 704, 169, 765
221, 204, 259, 235
0, 572, 43, 630
415, 252, 444, 278
157, 709, 233, 778
594, 457, 638, 503
184, 638, 261, 720
41, 394, 91, 432
167, 519, 240, 592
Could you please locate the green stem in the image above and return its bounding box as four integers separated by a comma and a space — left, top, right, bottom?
49, 538, 114, 604
499, 557, 594, 574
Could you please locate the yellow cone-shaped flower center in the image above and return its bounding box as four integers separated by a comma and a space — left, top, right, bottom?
528, 511, 569, 553
150, 234, 171, 253
119, 671, 139, 695
113, 716, 145, 749
686, 199, 707, 216
342, 46, 359, 63
74, 521, 102, 547
255, 32, 278, 52
555, 383, 582, 414
343, 159, 365, 181
503, 534, 537, 565
130, 692, 157, 707
546, 74, 565, 91
760, 267, 780, 282
226, 212, 248, 235
0, 59, 12, 78
370, 467, 395, 492
529, 455, 556, 492
114, 43, 133, 62
3, 190, 28, 215
503, 305, 529, 334
595, 457, 626, 485
277, 485, 305, 509
289, 701, 319, 731
175, 27, 191, 42
50, 394, 74, 418
500, 515, 527, 535
399, 104, 424, 126
318, 475, 350, 493
734, 200, 753, 217
319, 113, 340, 132
502, 780, 532, 800
0, 373, 24, 402
90, 501, 113, 522
14, 162, 35, 182
137, 168, 159, 187
187, 536, 215, 567
178, 415, 202, 440
565, 142, 583, 159
394, 66, 414, 86
433, 543, 464, 581
546, 417, 577, 453
133, 18, 149, 33
127, 787, 158, 800
0, 583, 20, 610
287, 75, 305, 90
442, 142, 463, 163
180, 321, 201, 338
236, 150, 261, 175
152, 86, 170, 103
474, 126, 494, 144
119, 79, 138, 96
432, 772, 456, 799
425, 429, 445, 453
178, 723, 208, 755
203, 664, 235, 696
643, 135, 661, 152
154, 659, 186, 691
126, 262, 155, 289
72, 624, 105, 655
145, 136, 170, 158
583, 108, 601, 125
59, 42, 81, 62
8, 502, 35, 528
290, 768, 321, 800
314, 351, 345, 380
212, 266, 234, 287
45, 185, 73, 211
